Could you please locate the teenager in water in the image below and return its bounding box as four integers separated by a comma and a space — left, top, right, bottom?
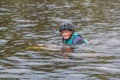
59, 22, 86, 59
59, 22, 86, 45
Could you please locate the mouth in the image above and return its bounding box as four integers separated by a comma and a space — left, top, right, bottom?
63, 36, 69, 39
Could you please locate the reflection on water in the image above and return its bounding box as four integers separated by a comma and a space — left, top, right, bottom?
0, 0, 120, 80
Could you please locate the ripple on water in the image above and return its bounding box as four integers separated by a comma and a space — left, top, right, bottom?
13, 19, 38, 23
0, 27, 8, 30
0, 39, 8, 45
16, 24, 37, 27
0, 69, 32, 74
13, 19, 38, 29
0, 71, 46, 80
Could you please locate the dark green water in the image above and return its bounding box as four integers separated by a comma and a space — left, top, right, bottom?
0, 0, 120, 80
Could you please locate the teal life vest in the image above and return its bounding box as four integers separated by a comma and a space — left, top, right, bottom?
63, 32, 86, 45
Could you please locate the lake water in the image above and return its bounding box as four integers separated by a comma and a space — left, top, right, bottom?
0, 0, 120, 80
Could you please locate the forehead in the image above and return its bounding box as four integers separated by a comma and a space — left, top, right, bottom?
61, 30, 72, 33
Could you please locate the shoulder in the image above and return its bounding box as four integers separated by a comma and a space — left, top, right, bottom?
73, 35, 82, 42
72, 35, 82, 45
73, 34, 86, 44
73, 32, 82, 37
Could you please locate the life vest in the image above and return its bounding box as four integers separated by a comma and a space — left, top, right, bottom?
63, 32, 86, 45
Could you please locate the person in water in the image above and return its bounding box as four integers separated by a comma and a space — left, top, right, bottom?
59, 22, 86, 45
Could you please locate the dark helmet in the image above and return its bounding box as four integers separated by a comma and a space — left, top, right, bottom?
59, 22, 74, 32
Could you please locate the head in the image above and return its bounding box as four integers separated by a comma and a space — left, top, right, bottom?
59, 22, 74, 39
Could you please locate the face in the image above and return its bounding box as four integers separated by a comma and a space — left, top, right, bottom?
61, 30, 73, 39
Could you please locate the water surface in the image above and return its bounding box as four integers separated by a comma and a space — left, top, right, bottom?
0, 0, 120, 80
